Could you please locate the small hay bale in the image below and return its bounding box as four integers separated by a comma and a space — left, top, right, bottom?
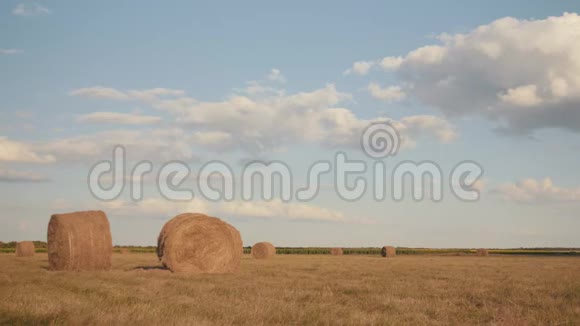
476, 248, 489, 256
251, 242, 275, 259
330, 247, 343, 255
47, 210, 113, 271
381, 246, 396, 257
119, 248, 129, 254
15, 241, 35, 257
157, 213, 242, 273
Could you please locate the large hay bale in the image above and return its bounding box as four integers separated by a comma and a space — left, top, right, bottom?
251, 242, 275, 259
476, 248, 489, 256
47, 210, 112, 271
157, 213, 242, 273
381, 246, 396, 257
15, 241, 35, 257
330, 247, 343, 255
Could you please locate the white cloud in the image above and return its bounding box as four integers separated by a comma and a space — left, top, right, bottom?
344, 60, 375, 75
267, 68, 286, 83
0, 168, 49, 183
396, 115, 457, 144
69, 87, 129, 100
350, 13, 580, 134
405, 45, 447, 65
236, 80, 285, 96
98, 198, 210, 218
0, 137, 55, 163
97, 197, 362, 224
498, 84, 543, 107
367, 83, 406, 102
191, 131, 233, 147
77, 112, 162, 125
379, 56, 403, 70
36, 129, 198, 162
12, 3, 51, 16
69, 87, 185, 101
493, 178, 580, 204
69, 83, 456, 155
0, 49, 23, 55
218, 199, 347, 222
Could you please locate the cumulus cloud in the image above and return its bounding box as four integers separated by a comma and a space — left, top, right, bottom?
493, 178, 580, 204
349, 13, 580, 134
36, 129, 199, 162
98, 198, 210, 218
267, 68, 286, 83
67, 81, 456, 156
0, 49, 23, 55
379, 56, 403, 70
149, 85, 455, 153
190, 131, 233, 148
344, 60, 375, 75
367, 83, 406, 102
97, 197, 365, 223
12, 3, 51, 16
0, 137, 55, 163
218, 199, 347, 222
69, 87, 185, 101
0, 168, 49, 183
77, 112, 162, 125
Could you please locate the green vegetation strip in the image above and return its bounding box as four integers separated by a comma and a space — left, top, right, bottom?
1, 243, 578, 256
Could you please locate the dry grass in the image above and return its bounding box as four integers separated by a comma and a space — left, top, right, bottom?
1, 254, 579, 325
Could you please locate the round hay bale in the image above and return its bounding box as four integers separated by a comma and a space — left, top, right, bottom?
381, 246, 396, 257
251, 242, 275, 259
476, 248, 489, 256
15, 241, 35, 257
48, 210, 113, 271
157, 213, 242, 273
330, 247, 343, 255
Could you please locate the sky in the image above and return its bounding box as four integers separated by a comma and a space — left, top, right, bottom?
1, 1, 580, 247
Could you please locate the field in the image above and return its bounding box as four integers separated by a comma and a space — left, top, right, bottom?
1, 253, 579, 325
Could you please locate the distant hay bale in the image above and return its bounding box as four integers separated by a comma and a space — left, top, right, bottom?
251, 242, 276, 259
120, 248, 129, 254
381, 246, 396, 257
47, 210, 113, 271
157, 213, 242, 273
15, 241, 35, 257
330, 248, 343, 255
476, 248, 489, 256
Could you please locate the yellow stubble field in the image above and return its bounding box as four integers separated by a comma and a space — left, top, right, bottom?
1, 253, 579, 325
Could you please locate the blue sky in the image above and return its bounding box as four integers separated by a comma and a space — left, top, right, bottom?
1, 1, 580, 247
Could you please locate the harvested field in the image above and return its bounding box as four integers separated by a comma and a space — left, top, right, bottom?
0, 253, 579, 325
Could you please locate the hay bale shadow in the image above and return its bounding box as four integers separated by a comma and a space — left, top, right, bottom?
131, 265, 168, 271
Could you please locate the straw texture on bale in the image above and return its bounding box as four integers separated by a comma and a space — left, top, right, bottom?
251, 242, 276, 259
15, 241, 35, 257
157, 213, 242, 273
47, 210, 112, 271
476, 248, 489, 256
381, 246, 396, 257
330, 248, 343, 255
